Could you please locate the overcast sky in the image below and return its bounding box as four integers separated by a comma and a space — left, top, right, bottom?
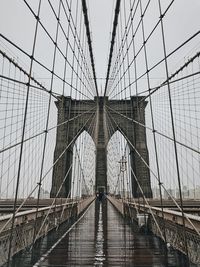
0, 1, 200, 197
88, 0, 200, 90
0, 0, 200, 91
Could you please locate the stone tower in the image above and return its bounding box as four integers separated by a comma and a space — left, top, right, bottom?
50, 96, 152, 198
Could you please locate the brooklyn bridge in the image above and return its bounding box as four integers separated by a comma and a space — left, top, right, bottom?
0, 0, 200, 266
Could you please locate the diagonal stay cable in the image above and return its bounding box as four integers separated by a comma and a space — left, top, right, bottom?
23, 0, 96, 98
105, 107, 200, 236
81, 0, 99, 97
105, 105, 200, 155
0, 34, 95, 101
110, 30, 200, 99
0, 110, 97, 236
104, 0, 121, 97
0, 106, 96, 154
105, 107, 165, 239
33, 108, 98, 242
33, 164, 73, 243
139, 51, 200, 101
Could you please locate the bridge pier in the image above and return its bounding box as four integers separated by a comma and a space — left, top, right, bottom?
107, 97, 152, 198
129, 98, 152, 198
50, 98, 74, 198
50, 146, 73, 198
95, 97, 108, 193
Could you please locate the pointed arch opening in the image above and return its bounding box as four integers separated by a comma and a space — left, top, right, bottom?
107, 130, 132, 197
71, 130, 96, 198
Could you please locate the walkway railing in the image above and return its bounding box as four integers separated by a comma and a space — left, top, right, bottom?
108, 196, 200, 265
0, 196, 95, 266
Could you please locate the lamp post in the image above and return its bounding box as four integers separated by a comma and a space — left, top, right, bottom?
118, 156, 127, 198
89, 178, 94, 195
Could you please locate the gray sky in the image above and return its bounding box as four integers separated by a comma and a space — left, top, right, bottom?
87, 0, 115, 93
0, 0, 200, 91
0, 0, 200, 198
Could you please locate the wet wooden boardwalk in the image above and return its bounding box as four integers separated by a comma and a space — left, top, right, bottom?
11, 199, 197, 267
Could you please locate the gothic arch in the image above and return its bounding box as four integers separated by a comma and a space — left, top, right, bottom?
50, 96, 97, 197
51, 96, 152, 198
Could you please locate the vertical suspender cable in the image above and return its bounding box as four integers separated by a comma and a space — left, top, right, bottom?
157, 0, 189, 261
7, 1, 42, 266
104, 0, 121, 97
81, 0, 99, 98
139, 0, 166, 242
32, 0, 62, 246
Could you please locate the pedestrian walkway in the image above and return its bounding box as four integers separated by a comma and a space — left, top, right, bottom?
31, 199, 193, 267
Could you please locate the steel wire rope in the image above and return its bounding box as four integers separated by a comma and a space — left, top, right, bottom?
78, 100, 97, 197
49, 0, 96, 235
138, 0, 167, 242
0, 50, 59, 98
1, 43, 95, 159
110, 30, 200, 100
105, 82, 137, 224
53, 97, 97, 230
104, 0, 121, 97
105, 106, 165, 239
81, 0, 99, 97
0, 58, 10, 195
107, 0, 175, 98
47, 0, 96, 98
58, 110, 97, 225
6, 1, 42, 265
106, 0, 150, 97
23, 0, 96, 98
122, 0, 141, 223
69, 0, 81, 202
106, 106, 123, 195
33, 164, 73, 244
32, 0, 63, 247
136, 71, 200, 99
105, 106, 200, 236
106, 105, 200, 155
0, 33, 95, 101
0, 106, 96, 154
105, 0, 141, 96
106, 98, 200, 195
33, 109, 97, 242
138, 51, 200, 101
157, 0, 189, 259
192, 60, 200, 199
72, 4, 85, 200
0, 110, 97, 237
62, 0, 97, 95
119, 7, 129, 204
77, 17, 89, 198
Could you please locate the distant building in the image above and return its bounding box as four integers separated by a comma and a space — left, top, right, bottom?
152, 187, 160, 199
153, 185, 200, 200
39, 188, 50, 199
188, 186, 200, 199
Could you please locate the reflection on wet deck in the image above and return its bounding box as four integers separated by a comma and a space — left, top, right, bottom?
12, 200, 199, 267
